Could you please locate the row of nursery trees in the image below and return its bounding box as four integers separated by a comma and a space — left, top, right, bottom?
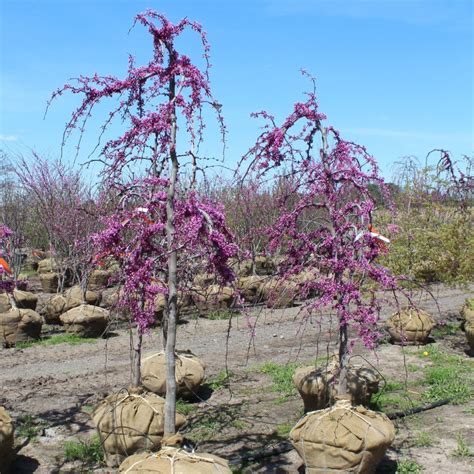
1, 153, 472, 290
1, 155, 472, 290
0, 9, 472, 470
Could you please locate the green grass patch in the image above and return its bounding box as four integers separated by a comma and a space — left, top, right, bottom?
64, 435, 103, 464
396, 459, 423, 473
452, 433, 473, 458
208, 369, 234, 391
412, 431, 434, 448
231, 419, 250, 430
186, 404, 243, 442
258, 362, 298, 402
15, 414, 47, 441
206, 309, 237, 320
373, 346, 473, 413
431, 323, 460, 338
371, 391, 419, 412
81, 404, 94, 415
418, 346, 473, 404
276, 422, 293, 437
16, 334, 97, 349
176, 399, 198, 416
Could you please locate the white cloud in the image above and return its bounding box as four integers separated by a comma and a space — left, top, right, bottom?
0, 134, 18, 142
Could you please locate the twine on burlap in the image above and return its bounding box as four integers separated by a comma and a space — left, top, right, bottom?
121, 447, 231, 473
141, 350, 206, 398
291, 399, 395, 473
93, 388, 186, 465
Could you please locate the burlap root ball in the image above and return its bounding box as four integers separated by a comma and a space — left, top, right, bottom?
293, 364, 337, 412
13, 289, 38, 310
346, 367, 381, 406
60, 304, 109, 338
236, 276, 266, 304
88, 269, 112, 290
0, 308, 42, 347
142, 350, 206, 399
0, 406, 14, 473
100, 288, 120, 309
262, 278, 298, 309
44, 294, 66, 324
64, 285, 101, 311
118, 447, 232, 473
40, 272, 59, 293
45, 286, 105, 324
294, 364, 381, 410
386, 307, 435, 344
0, 294, 11, 313
154, 291, 193, 323
192, 286, 234, 313
465, 321, 474, 353
92, 390, 186, 467
290, 399, 395, 474
37, 258, 59, 274
461, 298, 474, 325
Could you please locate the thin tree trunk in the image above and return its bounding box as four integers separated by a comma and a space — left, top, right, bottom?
337, 322, 349, 396
132, 327, 142, 388
164, 71, 179, 436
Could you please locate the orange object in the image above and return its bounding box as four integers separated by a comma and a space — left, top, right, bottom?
0, 257, 12, 275
368, 225, 390, 252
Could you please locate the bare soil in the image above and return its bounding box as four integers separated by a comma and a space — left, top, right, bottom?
1, 284, 473, 473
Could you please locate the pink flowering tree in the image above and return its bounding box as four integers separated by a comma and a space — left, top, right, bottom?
208, 175, 288, 272
51, 10, 236, 434
243, 73, 399, 395
15, 154, 100, 291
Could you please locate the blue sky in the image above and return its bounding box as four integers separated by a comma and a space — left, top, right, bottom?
0, 0, 472, 180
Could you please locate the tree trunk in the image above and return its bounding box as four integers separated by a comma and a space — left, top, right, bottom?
164, 71, 179, 436
132, 327, 142, 388
337, 322, 349, 396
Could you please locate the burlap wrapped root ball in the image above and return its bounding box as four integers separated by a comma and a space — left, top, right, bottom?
64, 285, 101, 311
386, 307, 435, 344
192, 285, 234, 313
142, 351, 205, 399
0, 294, 11, 313
40, 272, 59, 293
0, 308, 42, 347
119, 447, 232, 473
13, 289, 38, 310
44, 294, 66, 324
0, 406, 14, 472
293, 364, 337, 412
236, 275, 266, 304
465, 321, 474, 353
262, 278, 298, 309
346, 367, 381, 406
92, 390, 186, 467
461, 298, 474, 325
88, 269, 112, 290
60, 304, 109, 338
294, 364, 380, 410
290, 400, 395, 474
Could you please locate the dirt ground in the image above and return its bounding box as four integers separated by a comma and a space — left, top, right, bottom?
1, 284, 473, 473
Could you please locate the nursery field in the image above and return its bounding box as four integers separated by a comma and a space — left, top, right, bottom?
1, 4, 472, 474
1, 283, 473, 473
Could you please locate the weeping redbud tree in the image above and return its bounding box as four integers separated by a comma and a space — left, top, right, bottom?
50, 10, 236, 435
243, 73, 399, 395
